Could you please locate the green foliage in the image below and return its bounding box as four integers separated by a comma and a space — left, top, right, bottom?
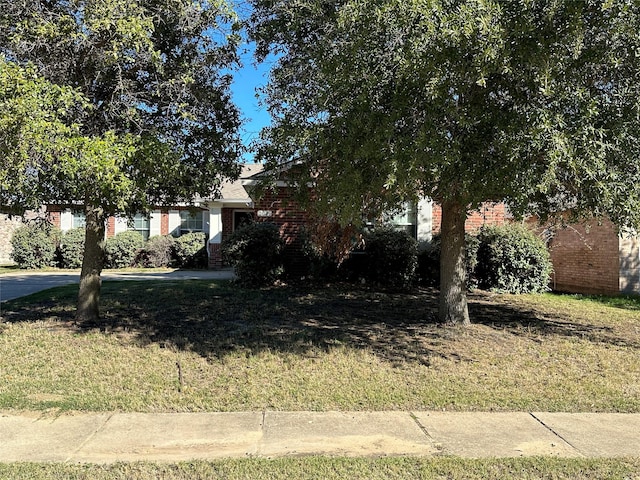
10, 221, 60, 269
1, 1, 242, 320
138, 235, 175, 268
475, 224, 553, 294
222, 223, 284, 286
250, 0, 640, 228
58, 228, 85, 269
417, 234, 480, 289
362, 228, 417, 290
250, 0, 640, 322
104, 231, 146, 269
1, 1, 242, 216
172, 232, 208, 269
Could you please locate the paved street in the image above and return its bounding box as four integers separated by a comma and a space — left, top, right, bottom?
0, 269, 234, 303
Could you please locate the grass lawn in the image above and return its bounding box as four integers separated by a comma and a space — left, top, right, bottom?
1, 457, 640, 480
0, 265, 20, 274
0, 280, 638, 413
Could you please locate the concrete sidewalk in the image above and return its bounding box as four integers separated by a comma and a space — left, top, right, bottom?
0, 269, 235, 303
1, 411, 638, 463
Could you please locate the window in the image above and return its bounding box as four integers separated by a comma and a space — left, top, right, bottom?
72, 211, 86, 228
233, 211, 254, 231
385, 202, 418, 238
179, 210, 203, 233
129, 213, 150, 241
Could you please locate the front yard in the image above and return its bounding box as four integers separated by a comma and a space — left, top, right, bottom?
1, 280, 638, 413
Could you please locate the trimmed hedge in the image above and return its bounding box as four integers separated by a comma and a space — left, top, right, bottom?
104, 231, 145, 268
10, 222, 60, 269
137, 235, 175, 268
475, 224, 553, 294
58, 228, 85, 269
222, 222, 283, 286
172, 232, 208, 269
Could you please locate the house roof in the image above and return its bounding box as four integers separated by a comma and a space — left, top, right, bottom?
216, 163, 264, 201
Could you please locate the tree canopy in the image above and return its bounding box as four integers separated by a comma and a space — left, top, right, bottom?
249, 0, 640, 324
1, 0, 243, 321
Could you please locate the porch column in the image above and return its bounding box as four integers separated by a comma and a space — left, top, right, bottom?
417, 198, 433, 245
208, 206, 223, 269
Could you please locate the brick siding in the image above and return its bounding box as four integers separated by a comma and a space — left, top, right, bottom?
547, 220, 620, 295
253, 187, 310, 275
208, 243, 223, 269
431, 203, 507, 234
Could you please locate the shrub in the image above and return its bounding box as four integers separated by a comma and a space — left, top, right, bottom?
137, 235, 175, 268
10, 221, 60, 269
282, 228, 337, 280
416, 234, 479, 288
172, 232, 208, 269
222, 222, 283, 286
475, 224, 552, 294
367, 228, 418, 290
58, 228, 85, 269
342, 228, 418, 290
104, 231, 145, 269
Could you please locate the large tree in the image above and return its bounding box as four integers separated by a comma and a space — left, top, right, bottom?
0, 0, 242, 322
248, 0, 640, 324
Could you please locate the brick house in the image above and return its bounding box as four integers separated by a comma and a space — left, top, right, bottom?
537, 220, 640, 295
2, 161, 638, 295
238, 166, 640, 295
0, 164, 264, 268
236, 165, 508, 260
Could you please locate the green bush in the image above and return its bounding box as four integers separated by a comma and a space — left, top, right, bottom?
172, 232, 208, 269
137, 235, 175, 268
222, 222, 284, 286
10, 221, 60, 269
475, 224, 552, 294
341, 228, 418, 290
104, 231, 145, 269
416, 234, 479, 288
282, 228, 338, 280
58, 228, 85, 269
366, 228, 418, 290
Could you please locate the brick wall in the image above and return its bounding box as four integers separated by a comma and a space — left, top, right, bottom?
106, 217, 116, 237
221, 208, 234, 243
431, 203, 507, 234
253, 187, 310, 275
253, 188, 309, 244
160, 210, 169, 236
208, 242, 223, 269
207, 208, 234, 269
548, 220, 620, 295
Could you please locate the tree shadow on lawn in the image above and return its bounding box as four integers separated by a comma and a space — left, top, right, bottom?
2, 281, 637, 364
470, 293, 639, 349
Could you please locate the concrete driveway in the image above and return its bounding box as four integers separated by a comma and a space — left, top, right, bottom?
0, 269, 234, 303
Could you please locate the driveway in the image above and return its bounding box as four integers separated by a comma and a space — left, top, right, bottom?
0, 269, 235, 303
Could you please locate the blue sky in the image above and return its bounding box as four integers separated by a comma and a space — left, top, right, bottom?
230, 42, 272, 163
228, 1, 274, 163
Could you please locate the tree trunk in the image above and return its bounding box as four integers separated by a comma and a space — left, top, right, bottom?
439, 199, 470, 325
76, 205, 106, 324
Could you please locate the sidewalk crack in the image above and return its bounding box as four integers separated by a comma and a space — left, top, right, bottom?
408, 412, 434, 440
529, 413, 583, 456
65, 414, 114, 463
